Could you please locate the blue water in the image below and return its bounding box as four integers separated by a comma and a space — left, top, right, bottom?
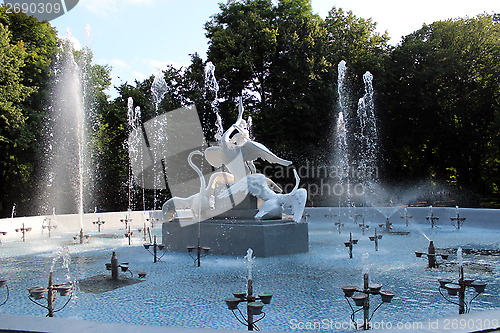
1, 215, 499, 332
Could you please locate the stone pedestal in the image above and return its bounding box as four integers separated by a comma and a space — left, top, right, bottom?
162, 218, 308, 257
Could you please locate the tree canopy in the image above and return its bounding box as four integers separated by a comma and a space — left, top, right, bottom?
380, 14, 500, 203
0, 3, 499, 216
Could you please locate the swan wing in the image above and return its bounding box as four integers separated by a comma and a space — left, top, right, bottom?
283, 189, 307, 222
241, 141, 292, 166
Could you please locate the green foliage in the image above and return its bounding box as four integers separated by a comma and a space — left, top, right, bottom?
0, 22, 37, 215
205, 0, 337, 162
206, 0, 277, 103
381, 14, 500, 199
324, 7, 390, 74
1, 2, 499, 213
0, 6, 59, 216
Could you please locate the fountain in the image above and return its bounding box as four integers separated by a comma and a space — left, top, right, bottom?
331, 61, 426, 235
1, 48, 499, 332
344, 232, 359, 259
92, 217, 105, 232
450, 206, 466, 229
356, 71, 378, 197
158, 99, 308, 257
126, 97, 144, 211
438, 248, 488, 314
147, 63, 308, 257
42, 217, 57, 237
325, 209, 343, 233
78, 251, 144, 294
415, 240, 449, 268
225, 249, 273, 330
123, 226, 133, 246
143, 235, 166, 263
15, 223, 32, 242
41, 40, 95, 243
401, 207, 413, 227
26, 247, 74, 317
341, 259, 395, 330
368, 228, 383, 251
332, 60, 352, 208
426, 205, 440, 228
358, 218, 369, 235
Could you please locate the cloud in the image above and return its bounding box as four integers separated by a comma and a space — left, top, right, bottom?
79, 0, 154, 17
148, 59, 171, 73
110, 59, 131, 69
131, 70, 148, 82
147, 59, 190, 73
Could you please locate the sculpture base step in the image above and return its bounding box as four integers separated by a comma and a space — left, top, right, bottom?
162, 219, 308, 257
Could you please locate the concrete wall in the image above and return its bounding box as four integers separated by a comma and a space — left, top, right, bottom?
0, 210, 159, 240
304, 207, 500, 229
0, 207, 498, 242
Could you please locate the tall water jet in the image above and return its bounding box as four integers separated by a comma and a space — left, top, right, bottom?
332, 60, 352, 207
204, 62, 219, 108
127, 97, 144, 210
42, 40, 95, 239
356, 71, 378, 196
331, 61, 380, 208
149, 72, 169, 210
204, 61, 223, 142
334, 112, 350, 205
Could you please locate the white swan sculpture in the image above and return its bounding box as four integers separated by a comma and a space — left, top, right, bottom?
162, 150, 234, 221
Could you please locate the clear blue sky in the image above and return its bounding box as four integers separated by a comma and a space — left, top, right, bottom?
49, 0, 499, 99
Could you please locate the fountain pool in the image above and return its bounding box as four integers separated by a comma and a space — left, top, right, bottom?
0, 207, 499, 332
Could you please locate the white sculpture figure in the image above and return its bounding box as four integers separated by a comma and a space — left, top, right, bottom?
162, 150, 234, 221
218, 169, 307, 222
204, 98, 292, 180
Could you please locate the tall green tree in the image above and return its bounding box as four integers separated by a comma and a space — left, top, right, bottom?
205, 0, 277, 106
0, 22, 36, 216
0, 7, 59, 216
324, 7, 390, 79
206, 0, 334, 161
381, 14, 500, 201
263, 0, 332, 159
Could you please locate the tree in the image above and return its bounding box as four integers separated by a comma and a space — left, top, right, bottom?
0, 7, 59, 216
0, 22, 37, 216
324, 7, 390, 78
381, 14, 500, 203
262, 0, 333, 159
206, 0, 335, 161
205, 0, 277, 106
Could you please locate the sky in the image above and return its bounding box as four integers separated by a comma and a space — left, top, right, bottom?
46, 0, 499, 99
